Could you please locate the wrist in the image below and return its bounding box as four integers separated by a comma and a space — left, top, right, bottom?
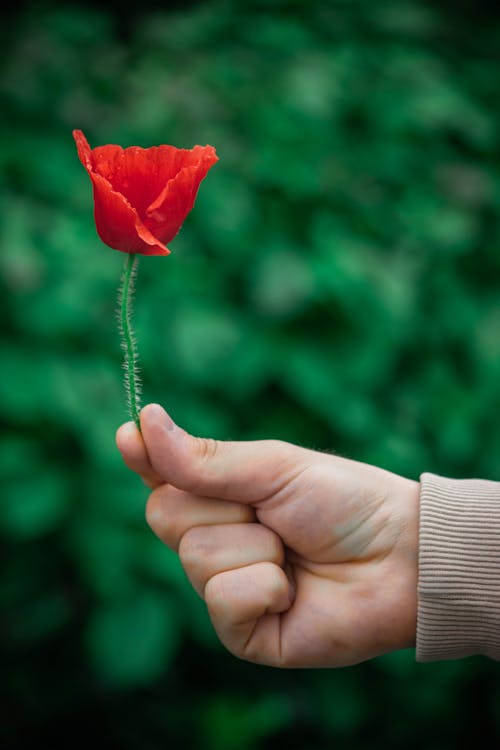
392, 477, 420, 650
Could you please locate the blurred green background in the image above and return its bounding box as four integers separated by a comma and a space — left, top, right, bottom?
1, 0, 500, 746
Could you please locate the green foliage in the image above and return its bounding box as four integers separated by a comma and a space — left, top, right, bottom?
85, 589, 179, 687
1, 0, 500, 747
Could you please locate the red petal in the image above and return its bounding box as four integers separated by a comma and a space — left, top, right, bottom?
73, 130, 217, 254
89, 142, 215, 218
73, 129, 93, 171
73, 130, 170, 255
145, 145, 219, 243
89, 171, 171, 255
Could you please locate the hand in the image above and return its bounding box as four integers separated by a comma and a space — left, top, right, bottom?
116, 404, 419, 668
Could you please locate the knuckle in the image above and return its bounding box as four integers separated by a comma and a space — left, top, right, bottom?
145, 485, 165, 531
270, 567, 286, 597
204, 573, 227, 614
270, 532, 285, 565
265, 438, 287, 452
145, 485, 179, 549
262, 561, 285, 599
178, 526, 207, 573
264, 438, 296, 458
259, 526, 284, 564
195, 437, 219, 462
186, 437, 221, 494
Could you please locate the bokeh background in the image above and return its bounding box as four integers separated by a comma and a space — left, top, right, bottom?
2, 0, 500, 746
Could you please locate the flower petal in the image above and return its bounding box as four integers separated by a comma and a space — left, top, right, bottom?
89, 170, 170, 256
89, 142, 214, 217
73, 129, 94, 171
145, 145, 219, 243
73, 130, 217, 255
74, 130, 170, 255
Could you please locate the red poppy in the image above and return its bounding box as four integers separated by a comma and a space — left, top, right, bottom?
73, 129, 218, 256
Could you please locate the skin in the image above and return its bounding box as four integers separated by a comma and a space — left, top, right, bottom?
116, 403, 420, 669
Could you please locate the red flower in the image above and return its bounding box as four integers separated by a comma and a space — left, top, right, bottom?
73, 129, 218, 256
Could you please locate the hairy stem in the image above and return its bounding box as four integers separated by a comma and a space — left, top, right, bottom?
118, 253, 142, 430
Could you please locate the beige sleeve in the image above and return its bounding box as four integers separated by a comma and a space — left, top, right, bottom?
416, 472, 500, 662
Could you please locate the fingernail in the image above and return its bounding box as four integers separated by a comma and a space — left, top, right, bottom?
142, 403, 176, 431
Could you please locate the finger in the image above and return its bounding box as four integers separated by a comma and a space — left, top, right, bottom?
179, 522, 284, 597
146, 485, 256, 551
139, 403, 307, 503
205, 561, 294, 667
116, 421, 164, 488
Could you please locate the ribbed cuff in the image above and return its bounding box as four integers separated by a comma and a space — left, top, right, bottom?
416, 473, 500, 662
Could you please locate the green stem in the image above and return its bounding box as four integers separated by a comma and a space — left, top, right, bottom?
119, 253, 142, 430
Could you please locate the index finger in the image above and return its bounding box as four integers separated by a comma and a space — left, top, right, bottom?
116, 421, 165, 489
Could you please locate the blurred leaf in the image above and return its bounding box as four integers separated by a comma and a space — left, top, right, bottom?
248, 241, 315, 318
1, 468, 69, 539
85, 589, 178, 688
201, 693, 292, 750
69, 518, 144, 598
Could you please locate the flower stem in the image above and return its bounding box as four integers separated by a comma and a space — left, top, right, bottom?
119, 253, 142, 430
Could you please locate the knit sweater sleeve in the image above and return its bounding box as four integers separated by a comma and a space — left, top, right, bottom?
416, 472, 500, 662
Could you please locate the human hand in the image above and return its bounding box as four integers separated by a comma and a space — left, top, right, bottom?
116, 404, 419, 668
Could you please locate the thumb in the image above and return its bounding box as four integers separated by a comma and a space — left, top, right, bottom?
140, 403, 305, 504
